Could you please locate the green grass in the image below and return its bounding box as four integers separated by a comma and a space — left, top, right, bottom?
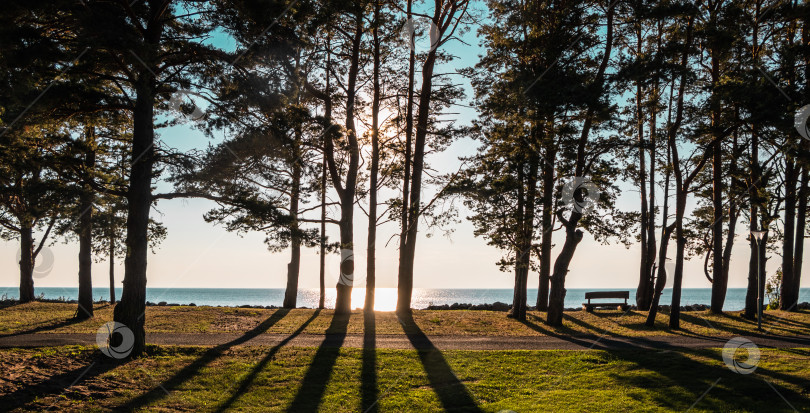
1, 345, 808, 412
2, 302, 810, 338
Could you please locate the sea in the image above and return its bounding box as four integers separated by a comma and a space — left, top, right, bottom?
1, 287, 807, 311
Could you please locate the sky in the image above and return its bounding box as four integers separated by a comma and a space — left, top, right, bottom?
1, 2, 808, 293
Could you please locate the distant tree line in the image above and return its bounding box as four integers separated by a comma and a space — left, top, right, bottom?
0, 0, 807, 358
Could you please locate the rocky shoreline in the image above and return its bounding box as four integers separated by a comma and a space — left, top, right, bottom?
4, 298, 809, 312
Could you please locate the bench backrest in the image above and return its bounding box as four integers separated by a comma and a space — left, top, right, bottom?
584, 291, 629, 300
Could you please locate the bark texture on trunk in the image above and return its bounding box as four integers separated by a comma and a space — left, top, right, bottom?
113, 79, 156, 358
319, 155, 326, 310
397, 37, 439, 314
670, 192, 687, 329
332, 11, 363, 315
365, 0, 381, 313
77, 128, 96, 319
537, 143, 554, 311
635, 23, 654, 310
283, 149, 302, 309
645, 225, 673, 327
646, 139, 671, 327
709, 40, 726, 313
780, 160, 797, 310
109, 231, 116, 304
787, 166, 808, 310
546, 3, 614, 326
509, 153, 538, 321
19, 226, 35, 303
397, 0, 416, 314
547, 211, 583, 326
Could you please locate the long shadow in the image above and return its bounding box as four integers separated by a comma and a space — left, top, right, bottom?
521, 315, 603, 348
213, 309, 321, 412
677, 313, 810, 341
117, 308, 290, 411
0, 303, 112, 337
398, 312, 482, 413
0, 352, 125, 410
605, 347, 810, 411
285, 313, 350, 413
0, 316, 85, 338
361, 311, 378, 413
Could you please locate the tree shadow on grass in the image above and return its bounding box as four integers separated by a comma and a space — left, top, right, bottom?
520, 314, 604, 348
361, 310, 378, 413
604, 347, 810, 411
675, 313, 810, 344
0, 316, 86, 338
397, 312, 482, 413
0, 352, 126, 410
0, 303, 111, 337
285, 313, 349, 413
212, 309, 321, 412
116, 308, 290, 411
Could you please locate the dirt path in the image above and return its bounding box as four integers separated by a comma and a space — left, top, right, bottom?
1, 332, 809, 350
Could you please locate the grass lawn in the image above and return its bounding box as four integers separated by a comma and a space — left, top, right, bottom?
2, 302, 810, 338
2, 303, 809, 411
0, 345, 807, 412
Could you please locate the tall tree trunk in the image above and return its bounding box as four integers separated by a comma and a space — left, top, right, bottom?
709, 47, 726, 313
332, 12, 363, 315
397, 0, 416, 313
113, 78, 156, 358
510, 153, 538, 321
670, 192, 687, 329
719, 129, 739, 304
76, 127, 96, 319
646, 138, 672, 327
19, 225, 35, 303
537, 141, 555, 311
789, 166, 808, 309
744, 0, 764, 320
547, 212, 584, 326
636, 74, 653, 310
109, 227, 116, 304
397, 17, 442, 313
546, 3, 614, 326
510, 165, 526, 319
780, 160, 797, 310
759, 232, 768, 312
283, 137, 302, 309
317, 40, 333, 311
645, 226, 673, 327
643, 23, 663, 314
792, 10, 810, 311
365, 0, 381, 313
666, 11, 697, 330
319, 153, 326, 310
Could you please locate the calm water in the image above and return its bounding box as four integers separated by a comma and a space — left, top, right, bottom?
1, 287, 806, 311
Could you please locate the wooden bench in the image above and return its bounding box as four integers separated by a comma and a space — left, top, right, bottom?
582, 291, 629, 312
